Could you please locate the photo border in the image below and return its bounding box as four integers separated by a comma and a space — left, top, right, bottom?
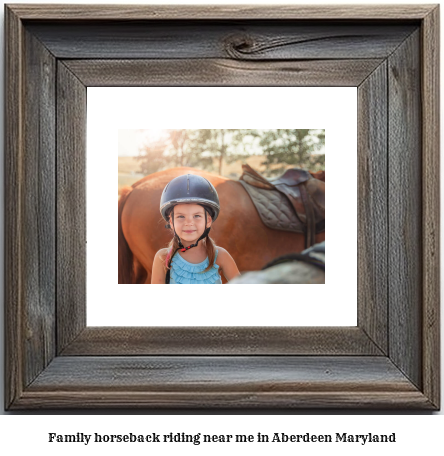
92, 90, 356, 327
5, 4, 440, 409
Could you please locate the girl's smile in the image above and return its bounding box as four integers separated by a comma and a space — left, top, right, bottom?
171, 204, 212, 245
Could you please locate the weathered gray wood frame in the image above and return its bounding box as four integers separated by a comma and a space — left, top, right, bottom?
4, 5, 440, 409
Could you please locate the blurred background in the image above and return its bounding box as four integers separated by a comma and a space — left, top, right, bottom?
119, 129, 325, 195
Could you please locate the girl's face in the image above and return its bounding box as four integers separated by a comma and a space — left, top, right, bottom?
170, 204, 212, 242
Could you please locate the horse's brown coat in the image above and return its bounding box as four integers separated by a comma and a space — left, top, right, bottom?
119, 167, 325, 284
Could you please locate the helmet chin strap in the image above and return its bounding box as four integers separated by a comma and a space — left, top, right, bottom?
170, 206, 211, 253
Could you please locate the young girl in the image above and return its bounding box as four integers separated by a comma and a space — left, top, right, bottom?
151, 173, 240, 284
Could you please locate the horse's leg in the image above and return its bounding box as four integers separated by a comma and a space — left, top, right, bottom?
121, 194, 159, 284
118, 186, 136, 284
133, 256, 148, 284
124, 234, 155, 284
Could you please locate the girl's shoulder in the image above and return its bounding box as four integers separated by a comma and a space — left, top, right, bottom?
213, 246, 240, 281
214, 246, 232, 265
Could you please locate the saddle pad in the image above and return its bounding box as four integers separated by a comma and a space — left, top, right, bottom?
240, 180, 305, 233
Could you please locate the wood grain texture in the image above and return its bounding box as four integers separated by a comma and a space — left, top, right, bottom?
64, 59, 384, 87
421, 6, 440, 409
21, 28, 57, 388
56, 62, 87, 353
61, 327, 382, 356
388, 31, 422, 389
27, 22, 416, 60
7, 4, 435, 20
15, 390, 433, 410
27, 357, 419, 391
4, 6, 440, 410
4, 5, 24, 410
357, 62, 388, 354
12, 356, 433, 409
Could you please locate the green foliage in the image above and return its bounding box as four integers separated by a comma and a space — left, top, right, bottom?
252, 129, 325, 176
136, 129, 325, 177
185, 129, 252, 175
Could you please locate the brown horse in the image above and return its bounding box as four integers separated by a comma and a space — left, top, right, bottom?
119, 167, 325, 284
311, 170, 325, 182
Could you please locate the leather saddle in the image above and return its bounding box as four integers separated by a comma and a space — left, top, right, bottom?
239, 164, 325, 248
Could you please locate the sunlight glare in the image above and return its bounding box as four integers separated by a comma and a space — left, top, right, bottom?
138, 129, 168, 148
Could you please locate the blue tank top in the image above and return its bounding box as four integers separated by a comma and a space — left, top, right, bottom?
170, 250, 222, 284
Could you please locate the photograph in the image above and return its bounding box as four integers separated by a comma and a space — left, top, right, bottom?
118, 129, 326, 285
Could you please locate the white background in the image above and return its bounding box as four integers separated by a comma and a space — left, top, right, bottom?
88, 87, 357, 326
0, 0, 442, 452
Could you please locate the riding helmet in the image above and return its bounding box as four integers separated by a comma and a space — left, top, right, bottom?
160, 174, 220, 222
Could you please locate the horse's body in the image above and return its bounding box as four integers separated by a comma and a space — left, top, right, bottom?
119, 167, 325, 284
311, 170, 325, 182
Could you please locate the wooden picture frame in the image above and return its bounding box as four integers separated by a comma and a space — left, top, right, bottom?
5, 4, 440, 409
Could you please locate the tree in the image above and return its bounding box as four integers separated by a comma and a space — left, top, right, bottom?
252, 129, 325, 176
136, 129, 192, 172
186, 129, 251, 175
135, 131, 169, 175
168, 129, 189, 167
135, 129, 325, 177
